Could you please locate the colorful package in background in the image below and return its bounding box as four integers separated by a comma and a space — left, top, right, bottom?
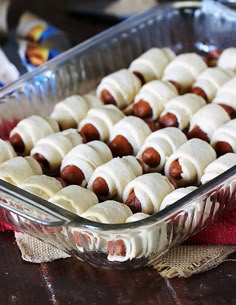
17, 12, 71, 71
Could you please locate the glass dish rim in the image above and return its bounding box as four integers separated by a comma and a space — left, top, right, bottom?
0, 0, 235, 232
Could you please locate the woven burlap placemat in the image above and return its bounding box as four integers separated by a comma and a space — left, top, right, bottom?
15, 232, 236, 278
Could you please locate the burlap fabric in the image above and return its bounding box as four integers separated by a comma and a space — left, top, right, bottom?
14, 232, 236, 278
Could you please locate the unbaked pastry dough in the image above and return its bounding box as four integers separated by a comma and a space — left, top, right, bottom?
123, 173, 175, 214
49, 185, 98, 215
213, 76, 236, 111
50, 94, 103, 130
19, 175, 63, 200
201, 153, 236, 185
133, 80, 178, 120
9, 115, 59, 155
188, 104, 231, 141
129, 48, 175, 83
109, 116, 152, 154
160, 186, 197, 211
192, 67, 233, 102
79, 105, 125, 142
96, 69, 142, 109
30, 129, 84, 174
160, 93, 206, 130
0, 139, 16, 164
81, 200, 133, 224
211, 119, 236, 153
61, 140, 113, 186
164, 138, 216, 186
137, 127, 187, 172
87, 155, 143, 201
217, 47, 236, 73
0, 156, 42, 186
162, 53, 207, 93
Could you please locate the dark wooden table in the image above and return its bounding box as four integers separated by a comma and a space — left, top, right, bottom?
1, 232, 236, 305
1, 1, 236, 304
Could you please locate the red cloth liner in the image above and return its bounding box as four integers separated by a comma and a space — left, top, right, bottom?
186, 209, 236, 245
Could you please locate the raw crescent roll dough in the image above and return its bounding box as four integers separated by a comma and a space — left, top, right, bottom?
31, 129, 83, 173
81, 200, 133, 224
0, 139, 16, 164
192, 67, 233, 102
50, 94, 103, 130
109, 116, 152, 154
160, 93, 206, 130
133, 80, 178, 120
9, 115, 59, 155
164, 139, 216, 186
217, 47, 236, 73
201, 153, 236, 185
49, 185, 98, 215
211, 119, 236, 153
160, 186, 197, 211
163, 53, 207, 93
79, 105, 125, 142
213, 76, 236, 111
61, 140, 113, 186
129, 47, 175, 83
19, 175, 63, 200
87, 156, 143, 201
123, 173, 175, 214
96, 69, 142, 109
188, 104, 230, 141
0, 156, 42, 186
137, 127, 187, 172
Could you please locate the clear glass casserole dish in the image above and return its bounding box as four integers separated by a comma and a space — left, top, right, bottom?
0, 0, 236, 269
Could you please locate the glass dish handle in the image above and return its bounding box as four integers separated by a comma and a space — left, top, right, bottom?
0, 199, 69, 227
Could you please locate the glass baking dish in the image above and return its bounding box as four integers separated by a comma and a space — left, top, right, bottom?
0, 0, 236, 269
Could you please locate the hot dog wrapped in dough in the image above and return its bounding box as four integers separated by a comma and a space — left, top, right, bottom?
191, 67, 233, 102
60, 140, 113, 187
159, 186, 197, 211
123, 173, 175, 214
96, 69, 142, 109
107, 212, 168, 262
212, 76, 236, 117
137, 127, 187, 173
187, 104, 231, 142
108, 116, 152, 157
49, 185, 98, 215
81, 200, 133, 224
217, 47, 236, 73
0, 139, 16, 164
19, 175, 63, 200
9, 115, 59, 155
164, 138, 216, 187
129, 47, 175, 83
0, 156, 42, 186
211, 119, 236, 156
50, 94, 103, 130
31, 129, 84, 175
79, 105, 125, 142
201, 153, 236, 185
132, 80, 178, 120
87, 156, 143, 201
162, 53, 207, 94
159, 94, 206, 130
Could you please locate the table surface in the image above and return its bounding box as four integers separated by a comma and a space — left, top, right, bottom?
1, 1, 236, 304
1, 232, 236, 305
